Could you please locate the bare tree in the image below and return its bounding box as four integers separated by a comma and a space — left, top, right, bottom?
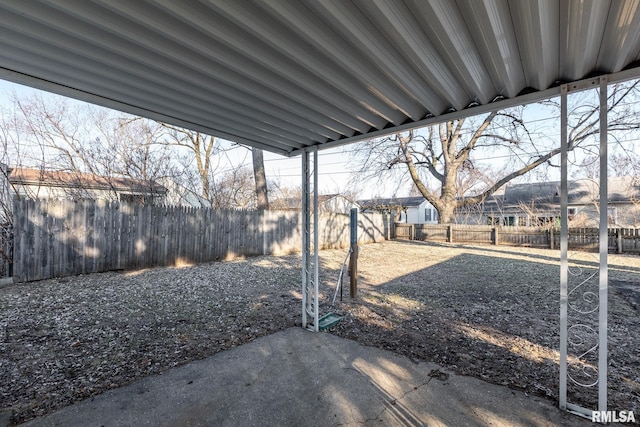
4, 92, 272, 210
160, 126, 270, 209
353, 81, 640, 223
579, 152, 640, 179
269, 181, 301, 210
251, 148, 269, 209
159, 125, 219, 203
210, 166, 256, 209
10, 94, 175, 202
0, 101, 25, 223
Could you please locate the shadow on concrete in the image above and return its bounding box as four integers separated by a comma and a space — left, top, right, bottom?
20, 328, 589, 427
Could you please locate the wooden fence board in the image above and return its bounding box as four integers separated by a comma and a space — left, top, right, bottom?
399, 222, 640, 254
12, 200, 386, 282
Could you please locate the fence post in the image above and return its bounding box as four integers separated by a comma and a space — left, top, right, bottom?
448, 224, 453, 243
493, 227, 499, 245
549, 227, 554, 250
617, 228, 623, 254
349, 208, 358, 299
384, 212, 393, 240
262, 210, 267, 255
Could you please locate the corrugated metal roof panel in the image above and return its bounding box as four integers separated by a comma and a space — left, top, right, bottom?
0, 0, 639, 156
559, 0, 609, 81
407, 0, 496, 105
510, 0, 559, 90
457, 0, 525, 99
597, 0, 640, 71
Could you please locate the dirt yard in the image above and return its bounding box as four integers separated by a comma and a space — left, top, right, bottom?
1, 240, 638, 424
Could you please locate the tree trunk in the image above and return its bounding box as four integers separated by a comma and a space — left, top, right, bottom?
252, 148, 269, 209
438, 204, 456, 224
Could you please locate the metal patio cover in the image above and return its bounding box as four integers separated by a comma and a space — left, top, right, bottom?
1, 1, 640, 157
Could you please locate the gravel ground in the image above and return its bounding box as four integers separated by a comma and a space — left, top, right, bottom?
1, 240, 639, 424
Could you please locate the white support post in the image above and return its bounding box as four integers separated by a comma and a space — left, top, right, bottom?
301, 148, 319, 332
598, 77, 608, 413
312, 148, 319, 331
559, 76, 609, 419
559, 84, 568, 410
301, 150, 309, 329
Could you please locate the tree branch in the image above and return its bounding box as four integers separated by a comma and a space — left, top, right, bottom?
458, 147, 563, 207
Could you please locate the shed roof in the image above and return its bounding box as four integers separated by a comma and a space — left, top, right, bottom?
1, 1, 639, 156
9, 167, 167, 194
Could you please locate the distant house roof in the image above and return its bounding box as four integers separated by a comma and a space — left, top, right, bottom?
8, 167, 167, 194
485, 177, 640, 212
359, 177, 640, 214
357, 196, 426, 210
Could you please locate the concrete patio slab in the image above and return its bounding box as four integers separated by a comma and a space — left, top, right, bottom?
20, 328, 590, 426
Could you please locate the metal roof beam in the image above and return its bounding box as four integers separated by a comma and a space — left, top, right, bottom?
0, 1, 638, 158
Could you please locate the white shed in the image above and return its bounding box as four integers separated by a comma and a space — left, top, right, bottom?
358, 196, 438, 224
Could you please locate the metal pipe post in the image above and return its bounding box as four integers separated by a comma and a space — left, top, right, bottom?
559, 84, 568, 410
301, 148, 319, 332
349, 207, 358, 299
598, 77, 608, 413
312, 148, 319, 331
301, 150, 309, 329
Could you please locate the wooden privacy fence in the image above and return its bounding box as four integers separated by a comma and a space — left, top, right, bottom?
13, 199, 386, 283
0, 225, 11, 278
394, 223, 640, 254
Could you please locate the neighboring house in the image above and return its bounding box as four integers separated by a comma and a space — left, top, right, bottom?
157, 178, 212, 208
271, 194, 358, 214
459, 177, 640, 227
358, 196, 439, 224
5, 165, 167, 205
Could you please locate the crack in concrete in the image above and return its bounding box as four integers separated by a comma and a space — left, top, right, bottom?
336, 375, 434, 426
